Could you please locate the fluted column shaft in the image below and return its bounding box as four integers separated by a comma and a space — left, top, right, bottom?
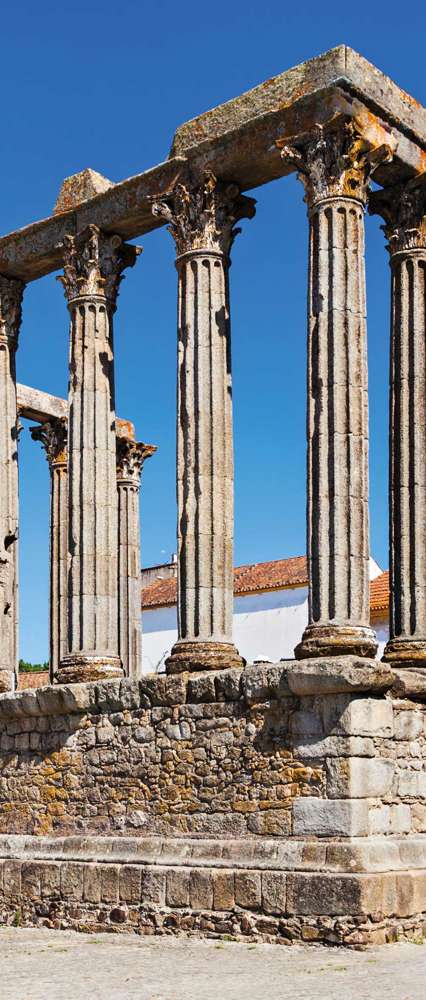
117, 437, 156, 678
153, 173, 255, 672
57, 225, 140, 684
0, 277, 24, 693
279, 118, 391, 658
371, 180, 426, 666
31, 418, 68, 682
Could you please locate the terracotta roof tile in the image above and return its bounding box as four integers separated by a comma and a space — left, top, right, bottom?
142, 555, 309, 609
370, 570, 390, 614
142, 558, 391, 618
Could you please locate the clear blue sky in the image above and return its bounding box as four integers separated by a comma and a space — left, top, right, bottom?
2, 0, 424, 661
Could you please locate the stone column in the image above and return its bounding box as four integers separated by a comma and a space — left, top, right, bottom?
57, 225, 140, 684
278, 118, 391, 659
30, 418, 68, 683
116, 435, 156, 678
153, 173, 255, 673
0, 277, 24, 693
370, 178, 426, 667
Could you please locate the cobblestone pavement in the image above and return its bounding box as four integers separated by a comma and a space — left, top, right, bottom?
0, 928, 425, 999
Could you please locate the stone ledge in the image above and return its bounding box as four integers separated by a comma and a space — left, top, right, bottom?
285, 657, 394, 696
0, 660, 396, 719
1, 835, 425, 874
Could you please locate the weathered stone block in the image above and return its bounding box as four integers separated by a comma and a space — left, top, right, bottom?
61, 862, 84, 900
40, 863, 61, 899
326, 757, 395, 798
287, 873, 364, 916
212, 871, 234, 911
190, 869, 213, 910
234, 871, 261, 910
21, 862, 42, 899
261, 872, 286, 914
83, 864, 102, 903
166, 869, 190, 907
397, 770, 426, 797
293, 798, 369, 836
247, 809, 291, 836
188, 674, 216, 704
119, 865, 141, 903
3, 860, 21, 898
100, 865, 119, 903
141, 869, 166, 905
394, 711, 424, 741
339, 699, 394, 737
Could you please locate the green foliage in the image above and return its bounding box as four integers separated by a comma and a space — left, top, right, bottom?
18, 659, 49, 674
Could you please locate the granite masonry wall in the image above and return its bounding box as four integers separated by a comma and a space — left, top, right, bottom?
1, 663, 426, 945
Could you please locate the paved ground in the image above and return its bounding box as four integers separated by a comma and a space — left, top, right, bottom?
0, 927, 424, 999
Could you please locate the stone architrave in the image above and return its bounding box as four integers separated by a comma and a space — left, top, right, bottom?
56, 225, 140, 684
370, 178, 426, 668
116, 436, 156, 679
153, 173, 255, 673
0, 277, 24, 693
278, 117, 392, 659
30, 418, 68, 683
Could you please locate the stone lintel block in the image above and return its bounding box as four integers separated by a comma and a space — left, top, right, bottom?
54, 168, 114, 215
286, 658, 393, 697
326, 757, 395, 798
293, 797, 369, 836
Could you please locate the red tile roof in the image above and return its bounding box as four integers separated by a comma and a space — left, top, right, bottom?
370, 570, 390, 615
142, 555, 307, 608
142, 558, 391, 618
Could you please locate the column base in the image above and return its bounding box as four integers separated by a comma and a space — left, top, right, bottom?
56, 654, 123, 685
295, 624, 378, 660
382, 637, 426, 669
0, 670, 14, 694
165, 640, 244, 675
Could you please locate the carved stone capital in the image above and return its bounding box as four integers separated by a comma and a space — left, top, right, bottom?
57, 225, 141, 305
116, 439, 157, 485
31, 417, 67, 467
369, 177, 426, 254
277, 116, 393, 207
0, 276, 24, 347
152, 172, 256, 257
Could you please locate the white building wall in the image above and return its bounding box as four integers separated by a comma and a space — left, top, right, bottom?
142, 579, 389, 674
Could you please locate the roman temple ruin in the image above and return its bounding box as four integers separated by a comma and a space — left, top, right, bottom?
1, 46, 426, 945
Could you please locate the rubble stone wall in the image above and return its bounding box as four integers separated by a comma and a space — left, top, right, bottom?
0, 666, 425, 840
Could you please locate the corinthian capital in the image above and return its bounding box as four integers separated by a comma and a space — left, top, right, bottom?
277, 115, 393, 207
31, 417, 67, 467
116, 439, 157, 485
0, 276, 24, 347
369, 177, 426, 254
57, 225, 141, 305
152, 172, 256, 256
